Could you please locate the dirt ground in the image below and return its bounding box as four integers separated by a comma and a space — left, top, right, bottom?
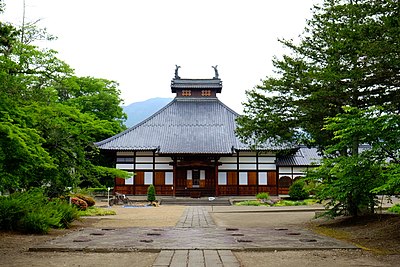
212, 210, 400, 266
1, 205, 400, 267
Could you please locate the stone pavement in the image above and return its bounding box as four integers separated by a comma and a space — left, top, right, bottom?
154, 207, 239, 266
175, 206, 216, 228
153, 250, 239, 267
29, 206, 357, 267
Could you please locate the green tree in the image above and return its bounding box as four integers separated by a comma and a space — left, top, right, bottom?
237, 0, 399, 216
55, 76, 127, 131
237, 0, 400, 150
0, 8, 128, 193
308, 106, 399, 216
147, 184, 156, 202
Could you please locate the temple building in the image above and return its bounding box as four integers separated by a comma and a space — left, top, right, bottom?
95, 67, 320, 197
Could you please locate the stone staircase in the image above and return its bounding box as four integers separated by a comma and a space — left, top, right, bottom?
159, 197, 231, 206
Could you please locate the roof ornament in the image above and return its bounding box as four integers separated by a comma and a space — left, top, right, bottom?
212, 65, 219, 79
174, 65, 181, 79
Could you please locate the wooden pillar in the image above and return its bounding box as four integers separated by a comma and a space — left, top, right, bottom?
152, 150, 156, 184
256, 151, 259, 194
214, 156, 219, 197
173, 157, 177, 197
276, 165, 279, 196
132, 151, 136, 195
236, 150, 239, 196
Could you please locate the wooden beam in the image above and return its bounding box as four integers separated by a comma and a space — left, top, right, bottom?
173, 157, 177, 197
215, 156, 219, 197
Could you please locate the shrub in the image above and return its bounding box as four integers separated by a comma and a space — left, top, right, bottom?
289, 180, 309, 200
74, 193, 95, 207
147, 184, 156, 202
0, 189, 79, 233
51, 200, 79, 228
19, 211, 53, 234
256, 192, 270, 200
71, 197, 88, 210
0, 196, 26, 231
388, 204, 400, 214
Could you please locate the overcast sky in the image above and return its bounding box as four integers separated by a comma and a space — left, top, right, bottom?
1, 0, 321, 112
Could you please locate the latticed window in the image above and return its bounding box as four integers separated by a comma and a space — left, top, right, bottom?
201, 90, 211, 96
182, 90, 191, 96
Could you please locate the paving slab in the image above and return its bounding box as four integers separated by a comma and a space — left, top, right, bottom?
175, 206, 216, 228
153, 250, 239, 267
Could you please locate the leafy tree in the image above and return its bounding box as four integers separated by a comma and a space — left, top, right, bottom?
55, 76, 127, 131
308, 106, 399, 216
237, 0, 400, 150
0, 6, 129, 193
237, 0, 399, 216
0, 110, 56, 192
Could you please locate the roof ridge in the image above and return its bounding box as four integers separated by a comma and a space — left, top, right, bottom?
216, 98, 240, 116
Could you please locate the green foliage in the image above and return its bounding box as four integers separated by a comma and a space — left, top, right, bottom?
237, 0, 400, 218
78, 206, 116, 216
237, 0, 400, 149
305, 106, 399, 217
255, 192, 270, 200
0, 14, 128, 192
0, 189, 78, 233
235, 199, 316, 206
19, 211, 55, 234
0, 195, 26, 231
274, 200, 307, 206
289, 180, 309, 200
235, 200, 261, 206
147, 184, 156, 202
308, 154, 383, 217
51, 199, 79, 228
88, 187, 108, 193
388, 204, 400, 214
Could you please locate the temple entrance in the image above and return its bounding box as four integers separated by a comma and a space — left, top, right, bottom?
192, 169, 200, 188
174, 157, 217, 197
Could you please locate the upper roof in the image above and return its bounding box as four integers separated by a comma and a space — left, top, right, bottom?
95, 97, 288, 154
171, 78, 222, 93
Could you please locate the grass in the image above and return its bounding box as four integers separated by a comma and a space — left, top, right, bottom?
235, 200, 262, 206
78, 206, 116, 216
235, 198, 318, 207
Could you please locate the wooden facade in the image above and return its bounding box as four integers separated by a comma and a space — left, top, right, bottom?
113, 150, 286, 197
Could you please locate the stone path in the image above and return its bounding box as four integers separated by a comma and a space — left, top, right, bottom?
175, 206, 216, 228
153, 250, 240, 267
153, 207, 239, 266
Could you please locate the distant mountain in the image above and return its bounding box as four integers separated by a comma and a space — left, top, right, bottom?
122, 97, 173, 128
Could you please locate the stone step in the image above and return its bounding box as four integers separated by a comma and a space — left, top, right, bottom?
160, 198, 231, 206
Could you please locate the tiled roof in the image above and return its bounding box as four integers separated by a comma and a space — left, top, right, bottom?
95, 98, 286, 154
277, 146, 322, 166
171, 78, 222, 92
